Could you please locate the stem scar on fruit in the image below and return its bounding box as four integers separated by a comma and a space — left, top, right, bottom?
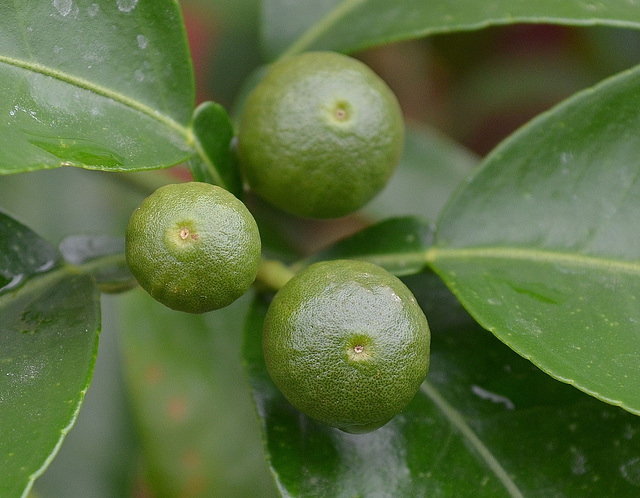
179, 227, 198, 241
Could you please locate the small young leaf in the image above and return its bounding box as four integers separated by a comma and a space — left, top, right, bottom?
0, 211, 61, 290
0, 0, 195, 174
244, 285, 640, 496
0, 212, 100, 498
188, 101, 243, 198
430, 64, 640, 415
58, 235, 135, 293
262, 0, 640, 58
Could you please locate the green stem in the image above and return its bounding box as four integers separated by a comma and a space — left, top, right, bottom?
76, 253, 137, 294
75, 252, 127, 275
255, 258, 296, 293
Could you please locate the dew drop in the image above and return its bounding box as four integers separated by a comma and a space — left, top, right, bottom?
0, 274, 24, 292
87, 3, 99, 16
116, 0, 138, 13
36, 260, 56, 273
569, 446, 587, 475
621, 457, 640, 486
137, 34, 148, 49
53, 0, 73, 16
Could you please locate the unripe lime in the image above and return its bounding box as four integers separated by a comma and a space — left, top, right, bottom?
262, 259, 430, 433
125, 182, 261, 313
237, 51, 405, 219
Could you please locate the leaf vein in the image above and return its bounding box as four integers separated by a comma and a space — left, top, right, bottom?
420, 381, 524, 498
429, 246, 640, 275
0, 54, 191, 142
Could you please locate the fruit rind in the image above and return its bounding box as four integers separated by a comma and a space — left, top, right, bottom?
125, 182, 261, 313
262, 259, 430, 433
238, 51, 405, 219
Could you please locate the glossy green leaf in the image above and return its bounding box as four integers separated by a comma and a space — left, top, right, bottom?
429, 64, 640, 415
0, 0, 195, 174
244, 280, 640, 496
365, 125, 477, 221
188, 101, 243, 198
294, 216, 434, 277
58, 235, 135, 293
117, 289, 276, 497
263, 0, 640, 59
0, 212, 100, 498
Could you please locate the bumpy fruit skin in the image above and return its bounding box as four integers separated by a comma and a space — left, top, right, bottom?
262, 259, 430, 434
237, 51, 404, 219
125, 182, 261, 314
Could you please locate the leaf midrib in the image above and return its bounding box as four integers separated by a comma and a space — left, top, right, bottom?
298, 245, 640, 278
428, 245, 640, 275
0, 54, 192, 143
420, 381, 524, 498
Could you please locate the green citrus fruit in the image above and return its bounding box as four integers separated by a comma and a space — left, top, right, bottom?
262, 259, 430, 434
125, 182, 261, 314
237, 51, 405, 219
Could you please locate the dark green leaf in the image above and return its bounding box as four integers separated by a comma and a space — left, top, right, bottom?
0, 0, 195, 173
244, 283, 640, 496
295, 216, 434, 277
188, 101, 243, 198
0, 212, 100, 497
0, 211, 61, 291
117, 289, 277, 497
430, 64, 640, 415
58, 235, 135, 293
262, 0, 640, 59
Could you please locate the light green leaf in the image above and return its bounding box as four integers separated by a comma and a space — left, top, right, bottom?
244, 286, 640, 496
262, 0, 640, 59
0, 211, 100, 498
364, 125, 477, 220
116, 289, 276, 497
0, 0, 195, 174
429, 64, 640, 415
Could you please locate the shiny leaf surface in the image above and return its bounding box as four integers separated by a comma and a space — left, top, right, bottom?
0, 212, 100, 497
244, 281, 640, 496
430, 64, 640, 414
262, 0, 640, 59
0, 0, 195, 173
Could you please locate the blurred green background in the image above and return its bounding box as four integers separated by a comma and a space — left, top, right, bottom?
1, 0, 639, 496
